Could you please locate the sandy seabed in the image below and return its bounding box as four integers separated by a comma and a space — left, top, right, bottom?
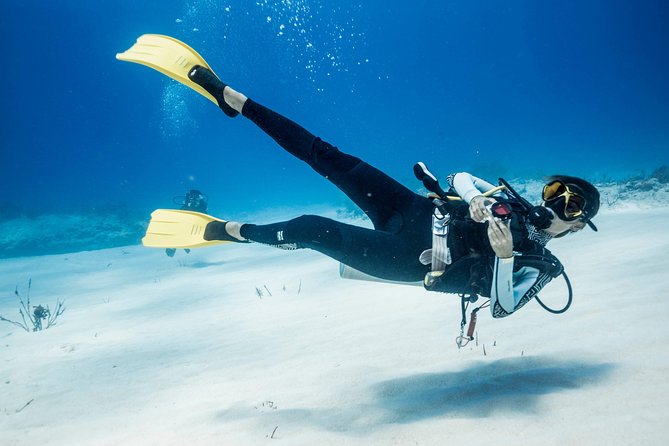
1, 200, 668, 445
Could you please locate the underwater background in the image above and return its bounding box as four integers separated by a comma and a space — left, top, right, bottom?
2, 0, 668, 256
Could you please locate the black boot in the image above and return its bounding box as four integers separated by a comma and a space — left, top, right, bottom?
204, 221, 248, 243
188, 65, 239, 117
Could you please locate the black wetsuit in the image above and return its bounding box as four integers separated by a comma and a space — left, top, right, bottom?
238, 99, 433, 282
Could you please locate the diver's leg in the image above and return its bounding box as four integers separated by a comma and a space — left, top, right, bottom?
239, 215, 428, 282
243, 100, 430, 231
188, 66, 421, 230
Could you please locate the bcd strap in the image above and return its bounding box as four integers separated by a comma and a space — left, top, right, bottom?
429, 199, 452, 271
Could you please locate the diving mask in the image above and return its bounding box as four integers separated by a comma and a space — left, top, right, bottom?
542, 180, 587, 221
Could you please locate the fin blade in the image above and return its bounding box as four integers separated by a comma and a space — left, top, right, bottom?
142, 209, 230, 249
116, 34, 218, 104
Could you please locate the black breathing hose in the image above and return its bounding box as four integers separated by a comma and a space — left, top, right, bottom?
534, 271, 573, 314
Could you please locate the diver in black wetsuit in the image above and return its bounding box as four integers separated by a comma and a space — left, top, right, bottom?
187, 66, 601, 318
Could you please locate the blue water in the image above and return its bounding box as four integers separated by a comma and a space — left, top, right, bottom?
3, 0, 668, 221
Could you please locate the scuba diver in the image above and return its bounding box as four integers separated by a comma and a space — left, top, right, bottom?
165, 189, 208, 257
118, 35, 600, 321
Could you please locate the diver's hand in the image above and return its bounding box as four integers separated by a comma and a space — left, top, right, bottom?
488, 217, 514, 259
469, 195, 495, 223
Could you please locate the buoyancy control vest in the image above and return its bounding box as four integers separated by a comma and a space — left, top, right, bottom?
423, 199, 564, 297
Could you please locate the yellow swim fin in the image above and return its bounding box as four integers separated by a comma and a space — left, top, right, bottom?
142, 209, 234, 249
116, 34, 218, 105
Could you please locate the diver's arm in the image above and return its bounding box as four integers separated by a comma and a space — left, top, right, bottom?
452, 172, 501, 222
451, 172, 498, 203
490, 260, 539, 317
491, 257, 516, 312
487, 216, 528, 315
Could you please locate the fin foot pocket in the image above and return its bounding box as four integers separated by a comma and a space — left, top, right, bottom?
188, 66, 239, 117
204, 221, 247, 243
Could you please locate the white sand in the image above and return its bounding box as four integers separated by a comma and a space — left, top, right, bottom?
1, 203, 668, 445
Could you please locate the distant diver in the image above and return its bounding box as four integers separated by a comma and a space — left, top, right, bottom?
118, 35, 600, 327
165, 189, 208, 257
